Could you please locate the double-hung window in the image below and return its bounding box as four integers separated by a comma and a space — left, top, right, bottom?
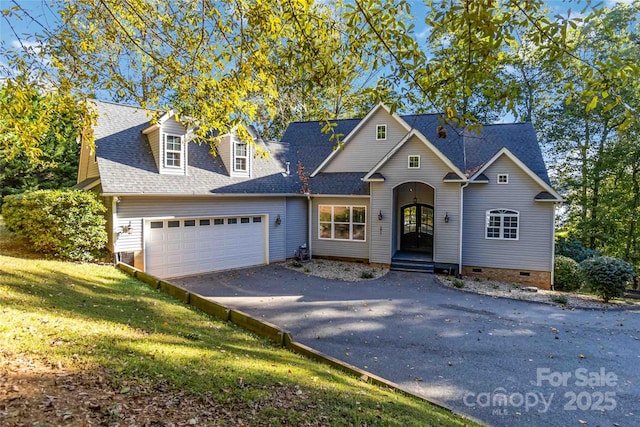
376, 124, 387, 140
486, 209, 519, 240
234, 141, 248, 172
164, 135, 182, 168
319, 205, 366, 241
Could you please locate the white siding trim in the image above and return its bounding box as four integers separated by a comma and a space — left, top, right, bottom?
470, 148, 562, 200
363, 129, 467, 181
311, 103, 411, 177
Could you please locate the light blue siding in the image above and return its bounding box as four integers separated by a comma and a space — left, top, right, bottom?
462, 155, 555, 272
372, 135, 461, 265
286, 197, 308, 258
114, 196, 287, 263
311, 196, 370, 259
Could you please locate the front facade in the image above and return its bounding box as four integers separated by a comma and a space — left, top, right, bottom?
78, 101, 561, 288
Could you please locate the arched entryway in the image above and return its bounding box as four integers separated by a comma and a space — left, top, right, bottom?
400, 203, 434, 256
393, 182, 435, 259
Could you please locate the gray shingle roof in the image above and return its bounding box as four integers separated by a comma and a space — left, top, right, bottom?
92, 101, 551, 196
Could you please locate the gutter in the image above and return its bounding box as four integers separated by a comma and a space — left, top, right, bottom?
306, 193, 313, 260
458, 182, 469, 277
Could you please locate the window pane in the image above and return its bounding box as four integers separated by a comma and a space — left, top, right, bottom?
200, 219, 210, 226
253, 217, 262, 223
235, 158, 247, 171
334, 206, 350, 223
184, 220, 196, 227
319, 223, 332, 238
228, 218, 237, 224
334, 224, 350, 239
240, 217, 250, 223
487, 227, 500, 238
352, 207, 366, 223
353, 224, 365, 240
168, 220, 180, 228
150, 221, 163, 229
235, 142, 247, 156
214, 218, 224, 225
319, 206, 332, 222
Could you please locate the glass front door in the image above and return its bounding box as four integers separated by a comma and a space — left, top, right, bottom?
401, 204, 434, 254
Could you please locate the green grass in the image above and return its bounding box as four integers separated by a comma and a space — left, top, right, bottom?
0, 219, 476, 426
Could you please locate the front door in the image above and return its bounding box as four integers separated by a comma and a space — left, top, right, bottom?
401, 204, 434, 254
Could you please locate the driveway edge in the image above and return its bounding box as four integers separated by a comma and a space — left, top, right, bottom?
116, 263, 484, 426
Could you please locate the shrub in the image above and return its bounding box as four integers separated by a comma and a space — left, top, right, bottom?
555, 236, 599, 262
550, 294, 568, 305
580, 256, 634, 303
554, 255, 583, 292
452, 278, 465, 288
2, 189, 107, 261
360, 270, 375, 279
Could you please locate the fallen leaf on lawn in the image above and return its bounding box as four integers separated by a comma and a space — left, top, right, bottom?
119, 386, 130, 394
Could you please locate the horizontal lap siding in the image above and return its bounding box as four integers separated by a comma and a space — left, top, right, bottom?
147, 128, 160, 170
114, 196, 287, 262
373, 136, 461, 265
324, 108, 409, 173
462, 156, 554, 272
286, 197, 308, 258
311, 197, 370, 259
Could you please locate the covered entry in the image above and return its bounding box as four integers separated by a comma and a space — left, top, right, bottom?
401, 203, 434, 255
394, 182, 435, 258
145, 215, 267, 278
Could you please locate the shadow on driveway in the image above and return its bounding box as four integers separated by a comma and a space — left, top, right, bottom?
175, 264, 640, 427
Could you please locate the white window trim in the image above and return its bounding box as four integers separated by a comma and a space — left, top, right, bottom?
376, 124, 387, 141
408, 155, 420, 169
497, 173, 509, 184
318, 205, 367, 242
164, 134, 183, 168
485, 209, 519, 240
233, 141, 249, 173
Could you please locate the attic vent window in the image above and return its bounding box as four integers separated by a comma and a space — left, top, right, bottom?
376, 124, 387, 140
408, 155, 420, 169
234, 142, 248, 172
497, 174, 509, 184
164, 135, 182, 168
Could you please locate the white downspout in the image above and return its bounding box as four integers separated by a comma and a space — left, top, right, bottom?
458, 182, 469, 277
306, 193, 312, 260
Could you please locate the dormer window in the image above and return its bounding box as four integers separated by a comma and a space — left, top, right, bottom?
234, 141, 248, 172
376, 124, 387, 140
164, 134, 182, 168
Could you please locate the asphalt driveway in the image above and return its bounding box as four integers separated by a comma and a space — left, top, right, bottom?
174, 265, 640, 427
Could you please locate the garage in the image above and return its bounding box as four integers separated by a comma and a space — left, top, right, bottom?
144, 215, 268, 278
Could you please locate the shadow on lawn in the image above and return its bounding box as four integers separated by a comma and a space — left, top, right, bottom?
0, 258, 456, 427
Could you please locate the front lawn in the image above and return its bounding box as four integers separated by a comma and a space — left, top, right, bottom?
0, 218, 476, 426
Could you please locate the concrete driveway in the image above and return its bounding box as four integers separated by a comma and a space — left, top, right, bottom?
174, 265, 640, 427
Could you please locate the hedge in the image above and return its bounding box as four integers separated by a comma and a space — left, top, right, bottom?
2, 189, 107, 261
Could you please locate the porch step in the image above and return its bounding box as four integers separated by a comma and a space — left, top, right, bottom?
390, 260, 435, 273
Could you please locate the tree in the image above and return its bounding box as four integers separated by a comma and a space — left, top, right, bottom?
0, 84, 81, 205
1, 0, 638, 159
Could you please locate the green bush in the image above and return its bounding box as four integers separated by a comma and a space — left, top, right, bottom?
2, 189, 107, 261
555, 236, 599, 262
580, 256, 634, 303
554, 255, 583, 292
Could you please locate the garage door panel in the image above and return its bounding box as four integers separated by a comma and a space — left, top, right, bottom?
145, 216, 267, 278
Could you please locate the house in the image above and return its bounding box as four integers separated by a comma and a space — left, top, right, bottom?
76, 100, 562, 288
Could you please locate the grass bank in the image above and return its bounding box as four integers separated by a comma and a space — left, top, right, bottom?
0, 219, 477, 426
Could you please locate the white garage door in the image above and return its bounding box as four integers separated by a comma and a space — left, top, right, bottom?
145, 215, 267, 278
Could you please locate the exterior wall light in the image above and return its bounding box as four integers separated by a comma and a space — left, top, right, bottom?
444, 212, 450, 223
275, 214, 282, 225
378, 210, 383, 220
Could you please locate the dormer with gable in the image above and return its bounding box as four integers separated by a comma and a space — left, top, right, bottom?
142, 112, 188, 176
217, 134, 252, 178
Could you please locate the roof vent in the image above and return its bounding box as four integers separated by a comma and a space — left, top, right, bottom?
285, 161, 290, 176
437, 126, 447, 138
